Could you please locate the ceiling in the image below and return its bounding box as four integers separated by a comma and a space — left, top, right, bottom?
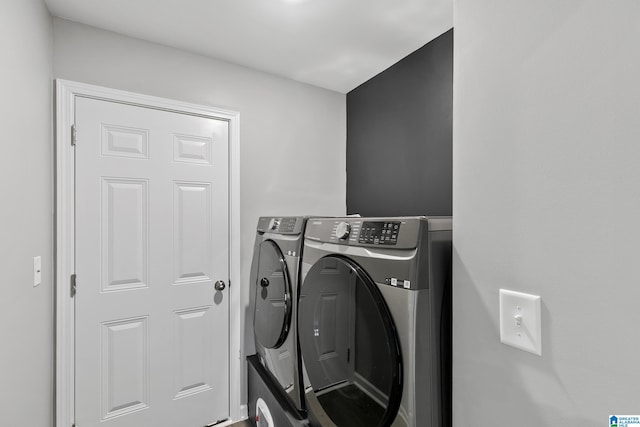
44, 0, 452, 93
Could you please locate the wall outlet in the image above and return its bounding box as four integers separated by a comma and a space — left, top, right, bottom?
499, 289, 541, 355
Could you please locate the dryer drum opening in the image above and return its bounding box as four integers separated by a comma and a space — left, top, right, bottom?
298, 255, 402, 427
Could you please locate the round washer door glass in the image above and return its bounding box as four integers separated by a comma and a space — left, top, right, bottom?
298, 255, 402, 427
254, 240, 292, 349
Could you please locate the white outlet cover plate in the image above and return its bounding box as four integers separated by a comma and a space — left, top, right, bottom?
33, 256, 42, 287
499, 289, 542, 355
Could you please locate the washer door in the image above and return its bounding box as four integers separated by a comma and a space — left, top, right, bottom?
254, 240, 292, 349
298, 255, 402, 427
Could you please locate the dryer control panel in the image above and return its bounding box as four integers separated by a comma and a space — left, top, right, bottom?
306, 217, 432, 249
331, 220, 400, 245
358, 221, 400, 245
305, 217, 451, 249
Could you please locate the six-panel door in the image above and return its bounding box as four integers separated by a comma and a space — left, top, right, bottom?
75, 97, 230, 427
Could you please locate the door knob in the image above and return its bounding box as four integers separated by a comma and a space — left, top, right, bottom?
260, 277, 270, 288
214, 280, 226, 291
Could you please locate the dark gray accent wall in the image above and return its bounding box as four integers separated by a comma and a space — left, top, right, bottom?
346, 29, 453, 217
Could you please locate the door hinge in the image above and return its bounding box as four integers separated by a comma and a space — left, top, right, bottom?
71, 124, 77, 146
70, 274, 77, 297
347, 348, 351, 363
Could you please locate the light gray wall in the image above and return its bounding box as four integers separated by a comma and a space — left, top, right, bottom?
454, 1, 640, 425
52, 16, 346, 411
0, 0, 53, 426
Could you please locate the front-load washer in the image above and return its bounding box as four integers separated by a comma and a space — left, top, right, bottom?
248, 216, 309, 426
298, 217, 452, 427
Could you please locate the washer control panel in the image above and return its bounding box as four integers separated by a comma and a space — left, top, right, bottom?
257, 217, 304, 234
268, 217, 297, 233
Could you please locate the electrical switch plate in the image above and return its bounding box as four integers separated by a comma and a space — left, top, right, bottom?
33, 256, 41, 287
499, 289, 541, 355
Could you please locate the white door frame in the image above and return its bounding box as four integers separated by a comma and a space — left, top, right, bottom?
55, 79, 242, 427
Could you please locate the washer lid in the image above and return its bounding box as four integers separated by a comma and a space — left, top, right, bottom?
254, 240, 292, 349
298, 255, 402, 427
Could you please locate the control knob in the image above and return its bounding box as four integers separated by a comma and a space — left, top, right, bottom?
335, 221, 351, 240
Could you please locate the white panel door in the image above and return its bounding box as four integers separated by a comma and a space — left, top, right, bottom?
75, 96, 229, 427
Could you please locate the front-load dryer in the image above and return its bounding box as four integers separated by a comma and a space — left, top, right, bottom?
298, 217, 452, 427
248, 216, 309, 427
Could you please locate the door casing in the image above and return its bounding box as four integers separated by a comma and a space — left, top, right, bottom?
54, 79, 242, 427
